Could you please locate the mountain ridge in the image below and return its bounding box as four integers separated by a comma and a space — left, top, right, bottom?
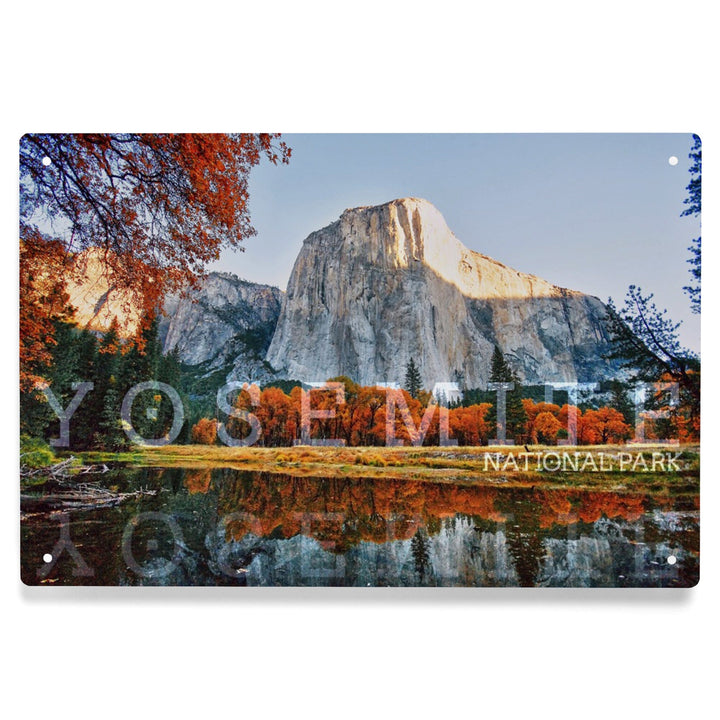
63, 198, 622, 390
266, 197, 619, 387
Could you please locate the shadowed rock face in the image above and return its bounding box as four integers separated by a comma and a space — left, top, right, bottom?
160, 273, 283, 383
161, 273, 282, 365
266, 197, 621, 387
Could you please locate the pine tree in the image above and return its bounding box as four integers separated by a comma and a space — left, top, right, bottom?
487, 346, 527, 441
605, 287, 699, 413
67, 326, 100, 449
607, 379, 634, 425
93, 320, 125, 449
404, 357, 422, 399
604, 135, 701, 434
117, 317, 165, 441
19, 320, 99, 445
97, 376, 127, 451
157, 345, 185, 440
411, 530, 430, 582
490, 345, 513, 382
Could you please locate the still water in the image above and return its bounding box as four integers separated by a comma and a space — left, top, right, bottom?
21, 467, 699, 587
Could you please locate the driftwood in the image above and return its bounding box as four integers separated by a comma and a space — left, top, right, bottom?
20, 457, 156, 511
20, 457, 110, 480
21, 486, 157, 511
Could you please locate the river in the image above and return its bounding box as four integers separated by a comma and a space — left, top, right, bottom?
21, 467, 699, 587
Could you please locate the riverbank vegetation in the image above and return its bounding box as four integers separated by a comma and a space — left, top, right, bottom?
74, 443, 699, 494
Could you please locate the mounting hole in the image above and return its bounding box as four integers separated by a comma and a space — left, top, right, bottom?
668, 156, 679, 166
43, 553, 53, 563
667, 555, 677, 565
42, 156, 52, 167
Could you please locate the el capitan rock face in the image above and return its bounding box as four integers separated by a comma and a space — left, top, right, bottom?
266, 197, 619, 387
66, 198, 622, 389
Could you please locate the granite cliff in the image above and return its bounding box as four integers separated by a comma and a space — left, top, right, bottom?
65, 254, 283, 384
66, 198, 621, 389
266, 197, 619, 387
160, 273, 282, 382
64, 250, 143, 336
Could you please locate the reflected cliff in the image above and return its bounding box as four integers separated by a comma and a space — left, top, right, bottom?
21, 468, 699, 587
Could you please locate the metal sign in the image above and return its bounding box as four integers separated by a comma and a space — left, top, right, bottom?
20, 133, 700, 587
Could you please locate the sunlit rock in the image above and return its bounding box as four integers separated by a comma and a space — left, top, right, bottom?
266, 198, 621, 387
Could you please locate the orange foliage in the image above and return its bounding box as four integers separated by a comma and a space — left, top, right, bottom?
217, 475, 505, 546
19, 228, 75, 391
255, 387, 295, 445
191, 418, 218, 445
450, 404, 492, 445
522, 400, 561, 443
641, 376, 700, 442
536, 489, 646, 528
199, 388, 676, 448
534, 411, 563, 443
19, 133, 291, 383
213, 474, 651, 548
582, 407, 632, 444
184, 468, 212, 494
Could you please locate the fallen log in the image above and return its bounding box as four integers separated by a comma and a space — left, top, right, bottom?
21, 486, 158, 512
21, 458, 111, 481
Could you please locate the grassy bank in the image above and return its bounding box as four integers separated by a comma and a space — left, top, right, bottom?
76, 443, 700, 494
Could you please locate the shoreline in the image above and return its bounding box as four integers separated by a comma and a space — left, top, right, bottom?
69, 443, 700, 494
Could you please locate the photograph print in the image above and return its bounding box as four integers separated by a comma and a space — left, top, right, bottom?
19, 133, 700, 587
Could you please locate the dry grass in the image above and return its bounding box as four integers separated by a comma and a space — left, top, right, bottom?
77, 443, 700, 492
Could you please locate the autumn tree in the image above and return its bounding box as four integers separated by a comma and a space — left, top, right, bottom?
191, 418, 219, 445
582, 407, 631, 444
372, 389, 427, 446
19, 133, 291, 389
559, 404, 590, 444
19, 228, 75, 391
224, 386, 262, 444
352, 386, 387, 445
522, 400, 562, 444
449, 404, 492, 446
256, 386, 295, 446
534, 411, 562, 444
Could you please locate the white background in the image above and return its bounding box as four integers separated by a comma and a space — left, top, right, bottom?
1, 2, 717, 718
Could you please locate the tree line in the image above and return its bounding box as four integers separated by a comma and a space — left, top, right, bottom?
21, 322, 697, 450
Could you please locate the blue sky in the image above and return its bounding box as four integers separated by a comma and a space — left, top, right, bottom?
210, 133, 700, 351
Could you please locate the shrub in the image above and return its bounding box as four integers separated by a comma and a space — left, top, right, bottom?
191, 418, 218, 445
20, 435, 57, 468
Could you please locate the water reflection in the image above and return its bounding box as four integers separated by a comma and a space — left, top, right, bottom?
21, 468, 699, 587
